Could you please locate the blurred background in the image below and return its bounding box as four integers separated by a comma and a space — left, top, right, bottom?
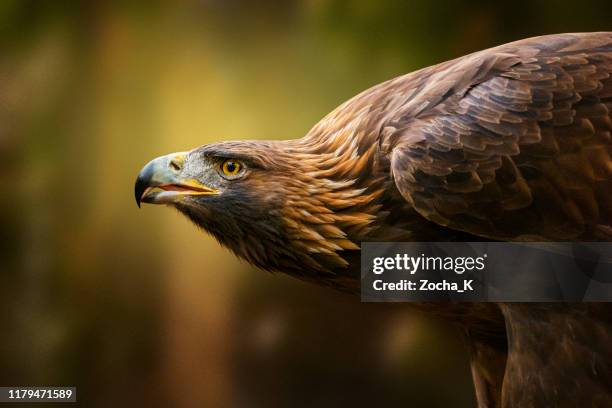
1, 1, 610, 407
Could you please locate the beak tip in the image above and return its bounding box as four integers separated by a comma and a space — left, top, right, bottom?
135, 177, 146, 208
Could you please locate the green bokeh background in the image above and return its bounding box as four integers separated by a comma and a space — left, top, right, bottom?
1, 1, 609, 407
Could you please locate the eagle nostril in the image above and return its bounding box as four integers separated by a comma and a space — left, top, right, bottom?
169, 159, 182, 172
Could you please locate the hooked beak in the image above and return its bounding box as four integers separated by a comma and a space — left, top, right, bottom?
135, 152, 218, 207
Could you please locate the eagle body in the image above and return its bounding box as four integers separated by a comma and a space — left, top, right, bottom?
136, 33, 612, 407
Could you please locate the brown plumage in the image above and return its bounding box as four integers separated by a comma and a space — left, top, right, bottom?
136, 33, 612, 407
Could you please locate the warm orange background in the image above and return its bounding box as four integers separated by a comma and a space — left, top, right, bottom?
1, 1, 610, 407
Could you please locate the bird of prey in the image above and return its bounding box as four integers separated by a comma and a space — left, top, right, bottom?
135, 33, 612, 407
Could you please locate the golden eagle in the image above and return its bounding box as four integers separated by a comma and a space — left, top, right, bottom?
135, 33, 612, 407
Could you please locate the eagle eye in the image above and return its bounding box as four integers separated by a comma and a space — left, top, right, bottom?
221, 159, 243, 178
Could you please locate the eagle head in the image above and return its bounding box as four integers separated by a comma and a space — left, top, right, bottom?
135, 140, 385, 284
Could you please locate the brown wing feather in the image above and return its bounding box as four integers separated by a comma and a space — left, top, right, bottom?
389, 32, 612, 240
500, 304, 612, 407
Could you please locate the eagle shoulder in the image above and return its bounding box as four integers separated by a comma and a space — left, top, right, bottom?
386, 32, 612, 240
